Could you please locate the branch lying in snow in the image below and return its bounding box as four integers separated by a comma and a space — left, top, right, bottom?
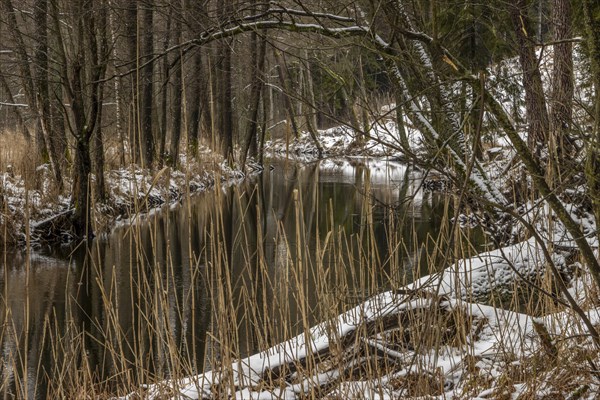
0, 101, 28, 107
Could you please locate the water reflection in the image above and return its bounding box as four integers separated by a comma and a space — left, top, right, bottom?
0, 159, 453, 398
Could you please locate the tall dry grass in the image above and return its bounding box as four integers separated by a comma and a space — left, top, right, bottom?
0, 161, 588, 399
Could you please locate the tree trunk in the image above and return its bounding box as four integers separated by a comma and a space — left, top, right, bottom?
159, 6, 172, 165
220, 44, 234, 160
124, 1, 139, 164
73, 137, 93, 238
108, 0, 126, 164
509, 0, 550, 154
93, 1, 109, 201
582, 0, 600, 246
34, 0, 63, 189
68, 0, 103, 239
301, 55, 323, 157
185, 0, 209, 156
240, 30, 267, 169
169, 5, 183, 168
187, 50, 205, 155
140, 0, 155, 168
549, 0, 574, 182
274, 50, 300, 140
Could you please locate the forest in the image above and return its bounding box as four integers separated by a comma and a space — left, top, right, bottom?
1, 0, 600, 398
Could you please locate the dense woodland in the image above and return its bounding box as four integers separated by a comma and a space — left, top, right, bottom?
0, 0, 598, 244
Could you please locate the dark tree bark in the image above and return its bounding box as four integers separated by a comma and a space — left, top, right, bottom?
168, 3, 183, 168
185, 0, 209, 155
34, 0, 64, 189
124, 0, 139, 164
217, 0, 234, 161
582, 0, 600, 245
158, 6, 172, 166
509, 0, 550, 153
66, 0, 105, 238
93, 1, 109, 201
240, 30, 267, 169
140, 0, 155, 168
273, 50, 300, 140
549, 0, 574, 181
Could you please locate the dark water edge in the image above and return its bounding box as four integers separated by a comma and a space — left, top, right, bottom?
0, 159, 475, 398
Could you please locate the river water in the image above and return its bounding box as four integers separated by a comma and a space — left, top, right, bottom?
0, 159, 458, 398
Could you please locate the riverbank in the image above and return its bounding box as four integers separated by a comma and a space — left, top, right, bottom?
0, 144, 259, 248
124, 229, 600, 399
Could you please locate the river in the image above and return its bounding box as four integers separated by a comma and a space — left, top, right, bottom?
0, 159, 460, 398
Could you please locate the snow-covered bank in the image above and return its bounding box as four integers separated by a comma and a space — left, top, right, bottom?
0, 147, 256, 247
123, 262, 600, 399
264, 112, 424, 161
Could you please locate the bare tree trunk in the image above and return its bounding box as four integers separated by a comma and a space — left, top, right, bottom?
304, 50, 318, 132
108, 0, 126, 164
394, 92, 410, 151
216, 1, 234, 161
582, 0, 600, 245
185, 0, 209, 156
140, 0, 155, 168
301, 54, 323, 157
357, 54, 370, 136
240, 30, 267, 169
93, 0, 109, 201
220, 44, 234, 160
549, 0, 574, 182
258, 77, 269, 165
274, 50, 299, 139
34, 0, 63, 189
187, 50, 207, 155
159, 6, 172, 165
67, 0, 104, 239
169, 4, 183, 168
509, 0, 549, 154
124, 1, 139, 164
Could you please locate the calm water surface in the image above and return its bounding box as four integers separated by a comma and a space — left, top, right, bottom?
0, 159, 460, 398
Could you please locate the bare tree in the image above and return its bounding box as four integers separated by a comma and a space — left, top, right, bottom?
240, 29, 267, 169
548, 0, 574, 183
582, 0, 600, 244
509, 0, 550, 154
140, 0, 155, 168
184, 0, 210, 155
217, 0, 234, 161
59, 0, 107, 237
169, 1, 183, 167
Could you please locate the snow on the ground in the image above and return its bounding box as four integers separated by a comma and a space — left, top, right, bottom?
265, 108, 424, 160
0, 147, 253, 244
122, 279, 600, 399
409, 236, 571, 302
